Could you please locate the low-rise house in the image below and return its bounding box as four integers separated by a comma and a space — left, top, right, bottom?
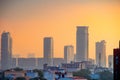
4, 70, 38, 80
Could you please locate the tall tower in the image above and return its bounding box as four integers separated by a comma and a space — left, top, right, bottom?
76, 26, 89, 62
44, 37, 53, 66
64, 45, 74, 63
1, 32, 12, 70
96, 40, 106, 67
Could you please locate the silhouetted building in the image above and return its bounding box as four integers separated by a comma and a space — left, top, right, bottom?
44, 37, 53, 66
1, 31, 12, 70
96, 40, 106, 67
108, 55, 113, 69
64, 45, 74, 63
114, 41, 120, 80
76, 26, 89, 62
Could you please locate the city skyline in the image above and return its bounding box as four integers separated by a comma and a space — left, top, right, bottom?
0, 0, 120, 62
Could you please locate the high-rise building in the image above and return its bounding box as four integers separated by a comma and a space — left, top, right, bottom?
64, 45, 74, 63
1, 31, 12, 70
114, 41, 120, 80
44, 37, 53, 66
96, 40, 106, 67
76, 26, 89, 62
108, 55, 113, 69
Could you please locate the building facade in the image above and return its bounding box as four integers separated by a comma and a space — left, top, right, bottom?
61, 62, 85, 72
114, 41, 120, 80
96, 40, 106, 67
108, 55, 113, 69
64, 45, 74, 63
76, 26, 89, 62
1, 32, 12, 70
44, 37, 53, 66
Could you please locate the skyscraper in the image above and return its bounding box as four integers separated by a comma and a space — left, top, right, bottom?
44, 37, 53, 66
96, 40, 106, 67
76, 26, 89, 62
114, 41, 120, 80
1, 31, 12, 70
64, 45, 74, 63
108, 55, 113, 69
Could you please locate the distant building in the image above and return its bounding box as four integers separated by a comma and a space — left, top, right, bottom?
88, 58, 95, 65
64, 45, 74, 63
4, 70, 38, 80
61, 62, 85, 72
108, 55, 113, 69
114, 41, 120, 80
76, 26, 89, 62
12, 58, 64, 70
96, 40, 106, 67
53, 58, 64, 66
43, 65, 66, 80
5, 71, 26, 79
17, 58, 37, 70
1, 32, 12, 70
44, 37, 54, 66
74, 54, 76, 62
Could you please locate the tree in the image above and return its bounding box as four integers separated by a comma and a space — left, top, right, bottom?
15, 77, 26, 80
98, 70, 113, 80
29, 77, 39, 80
33, 69, 44, 78
13, 67, 23, 71
73, 69, 91, 80
33, 69, 46, 80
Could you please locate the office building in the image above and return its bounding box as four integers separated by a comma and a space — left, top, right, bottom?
96, 40, 106, 67
76, 26, 89, 62
114, 41, 120, 80
44, 37, 53, 66
64, 45, 74, 63
12, 58, 64, 70
61, 62, 85, 72
1, 32, 12, 70
108, 55, 113, 69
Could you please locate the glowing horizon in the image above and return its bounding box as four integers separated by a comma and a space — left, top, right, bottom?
0, 0, 120, 67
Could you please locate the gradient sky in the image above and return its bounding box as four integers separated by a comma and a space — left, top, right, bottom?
0, 0, 120, 64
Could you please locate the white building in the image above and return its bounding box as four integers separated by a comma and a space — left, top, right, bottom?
1, 31, 12, 70
64, 45, 74, 63
108, 55, 113, 69
76, 26, 89, 62
96, 40, 106, 67
44, 37, 53, 66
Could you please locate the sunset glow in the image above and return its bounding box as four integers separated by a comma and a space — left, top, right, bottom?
0, 0, 120, 65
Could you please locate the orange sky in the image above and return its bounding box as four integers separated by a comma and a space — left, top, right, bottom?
0, 0, 120, 65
